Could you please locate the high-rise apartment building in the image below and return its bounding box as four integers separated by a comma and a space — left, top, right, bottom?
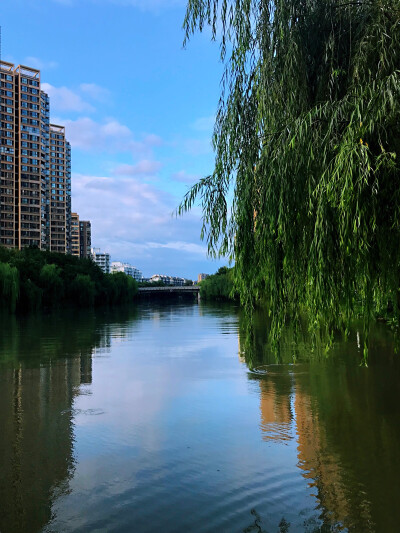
71, 212, 80, 257
79, 220, 91, 258
71, 213, 91, 259
49, 124, 71, 253
0, 62, 16, 248
0, 61, 71, 252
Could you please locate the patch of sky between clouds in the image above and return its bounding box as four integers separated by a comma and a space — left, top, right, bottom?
2, 54, 58, 70
113, 160, 162, 176
192, 115, 215, 132
171, 170, 201, 185
24, 56, 58, 70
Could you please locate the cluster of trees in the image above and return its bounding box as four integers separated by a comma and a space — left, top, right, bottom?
199, 267, 237, 301
0, 247, 138, 313
180, 0, 400, 351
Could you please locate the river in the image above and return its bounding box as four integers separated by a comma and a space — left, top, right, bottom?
0, 302, 399, 532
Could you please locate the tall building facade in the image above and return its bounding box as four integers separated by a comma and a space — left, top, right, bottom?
0, 62, 16, 247
91, 248, 110, 273
79, 219, 91, 258
49, 124, 71, 253
0, 61, 71, 252
71, 212, 80, 256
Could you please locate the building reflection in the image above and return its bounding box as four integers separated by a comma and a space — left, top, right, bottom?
258, 374, 293, 442
294, 390, 354, 529
0, 358, 90, 532
0, 308, 134, 533
249, 356, 384, 532
251, 367, 368, 530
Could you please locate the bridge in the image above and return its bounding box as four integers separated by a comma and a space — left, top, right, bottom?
138, 285, 200, 298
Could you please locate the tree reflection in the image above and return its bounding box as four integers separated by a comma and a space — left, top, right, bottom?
239, 310, 400, 531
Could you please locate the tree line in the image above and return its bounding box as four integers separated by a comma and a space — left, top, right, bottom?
199, 267, 237, 302
0, 247, 138, 313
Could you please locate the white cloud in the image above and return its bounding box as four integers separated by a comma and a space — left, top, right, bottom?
100, 119, 131, 138
71, 172, 209, 276
41, 83, 94, 113
147, 241, 207, 255
57, 116, 160, 155
114, 160, 162, 176
80, 83, 110, 102
41, 82, 111, 113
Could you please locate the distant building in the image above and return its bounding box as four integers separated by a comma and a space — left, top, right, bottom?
71, 214, 91, 259
91, 248, 110, 273
150, 275, 187, 286
71, 213, 80, 257
111, 261, 142, 281
79, 220, 91, 258
198, 273, 209, 283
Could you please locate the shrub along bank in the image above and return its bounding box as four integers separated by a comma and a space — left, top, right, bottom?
0, 247, 138, 312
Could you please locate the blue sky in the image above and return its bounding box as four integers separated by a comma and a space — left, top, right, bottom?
0, 0, 227, 278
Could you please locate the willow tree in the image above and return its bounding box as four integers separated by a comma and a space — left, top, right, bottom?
0, 263, 19, 313
179, 0, 400, 346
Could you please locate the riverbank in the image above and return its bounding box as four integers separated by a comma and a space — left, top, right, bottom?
0, 247, 137, 313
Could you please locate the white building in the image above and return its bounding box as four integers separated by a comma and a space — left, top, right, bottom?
91, 248, 111, 274
111, 261, 142, 281
150, 275, 187, 286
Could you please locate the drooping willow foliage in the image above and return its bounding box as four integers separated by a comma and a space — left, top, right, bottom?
179, 0, 400, 347
0, 263, 19, 312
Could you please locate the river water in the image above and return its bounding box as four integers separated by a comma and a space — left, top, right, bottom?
0, 302, 399, 533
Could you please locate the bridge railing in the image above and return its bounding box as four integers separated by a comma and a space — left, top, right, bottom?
138, 286, 200, 292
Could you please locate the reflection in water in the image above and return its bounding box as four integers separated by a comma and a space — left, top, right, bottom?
241, 309, 400, 531
0, 303, 399, 532
0, 307, 137, 533
257, 373, 293, 442
0, 361, 82, 533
